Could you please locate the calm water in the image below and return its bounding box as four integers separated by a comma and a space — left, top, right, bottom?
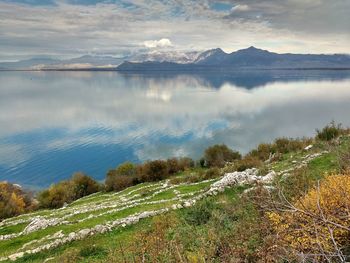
1, 70, 350, 188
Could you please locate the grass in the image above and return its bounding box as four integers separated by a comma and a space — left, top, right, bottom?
1, 135, 349, 262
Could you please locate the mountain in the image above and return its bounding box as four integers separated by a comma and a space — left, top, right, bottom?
117, 46, 350, 71
116, 61, 199, 71
0, 58, 61, 70
0, 55, 123, 70
194, 48, 227, 64
131, 50, 201, 64
2, 47, 350, 70
0, 51, 201, 70
66, 55, 123, 66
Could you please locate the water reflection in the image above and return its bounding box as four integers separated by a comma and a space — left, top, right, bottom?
0, 70, 350, 188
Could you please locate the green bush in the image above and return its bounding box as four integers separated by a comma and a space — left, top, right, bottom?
182, 198, 217, 226
249, 138, 311, 162
79, 245, 107, 258
105, 158, 195, 192
115, 162, 136, 176
316, 122, 342, 141
204, 144, 241, 167
38, 173, 100, 209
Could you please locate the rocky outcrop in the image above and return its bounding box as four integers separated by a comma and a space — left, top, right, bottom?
23, 217, 63, 234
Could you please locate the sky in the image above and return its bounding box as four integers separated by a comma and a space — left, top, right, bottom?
0, 0, 349, 61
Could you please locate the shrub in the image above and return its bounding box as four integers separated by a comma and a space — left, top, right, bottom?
105, 158, 195, 192
249, 138, 311, 162
166, 158, 180, 174
182, 198, 218, 226
115, 162, 136, 176
71, 172, 101, 200
138, 160, 169, 182
338, 144, 350, 173
38, 173, 100, 209
79, 245, 107, 258
316, 121, 342, 141
199, 158, 205, 168
177, 157, 195, 170
274, 137, 306, 154
268, 174, 350, 261
0, 182, 36, 219
38, 181, 72, 209
234, 156, 262, 172
105, 169, 137, 192
105, 162, 138, 192
204, 144, 241, 168
249, 143, 275, 161
203, 167, 221, 179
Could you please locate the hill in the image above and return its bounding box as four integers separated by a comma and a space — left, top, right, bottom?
1, 125, 350, 262
117, 46, 350, 71
2, 47, 350, 71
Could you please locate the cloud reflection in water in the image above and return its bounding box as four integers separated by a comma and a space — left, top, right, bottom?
0, 70, 350, 188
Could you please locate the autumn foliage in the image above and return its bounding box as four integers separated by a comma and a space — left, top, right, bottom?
268, 174, 350, 261
0, 182, 36, 220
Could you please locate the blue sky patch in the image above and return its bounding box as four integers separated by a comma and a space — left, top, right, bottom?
211, 2, 232, 12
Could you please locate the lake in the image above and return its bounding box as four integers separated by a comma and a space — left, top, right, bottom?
1, 70, 350, 189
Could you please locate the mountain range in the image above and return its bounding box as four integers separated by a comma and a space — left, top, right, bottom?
1, 47, 350, 71
117, 47, 350, 71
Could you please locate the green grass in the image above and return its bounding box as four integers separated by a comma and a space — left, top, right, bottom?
0, 223, 27, 236
1, 136, 349, 262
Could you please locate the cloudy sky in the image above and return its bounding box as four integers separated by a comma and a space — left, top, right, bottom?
0, 0, 349, 61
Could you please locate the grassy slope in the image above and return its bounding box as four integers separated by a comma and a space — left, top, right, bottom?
1, 136, 348, 262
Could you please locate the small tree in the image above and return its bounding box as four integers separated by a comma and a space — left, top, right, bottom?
71, 172, 100, 199
204, 144, 241, 167
141, 160, 169, 182
115, 162, 136, 176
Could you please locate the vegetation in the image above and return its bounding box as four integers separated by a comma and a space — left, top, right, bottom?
316, 121, 343, 141
0, 183, 36, 220
268, 173, 350, 262
105, 158, 194, 192
1, 122, 350, 262
37, 172, 101, 209
204, 144, 241, 167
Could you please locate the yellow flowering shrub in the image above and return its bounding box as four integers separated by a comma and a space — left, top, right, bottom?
267, 174, 350, 259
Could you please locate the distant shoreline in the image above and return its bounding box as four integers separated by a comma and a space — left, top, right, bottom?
1, 67, 350, 72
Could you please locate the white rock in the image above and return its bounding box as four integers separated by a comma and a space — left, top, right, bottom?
23, 217, 60, 234
78, 229, 90, 238
68, 232, 76, 240
304, 145, 313, 151
8, 252, 24, 261
184, 201, 192, 207
260, 171, 276, 184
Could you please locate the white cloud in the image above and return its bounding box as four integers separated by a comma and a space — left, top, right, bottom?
143, 38, 173, 49
231, 4, 250, 12
0, 0, 349, 60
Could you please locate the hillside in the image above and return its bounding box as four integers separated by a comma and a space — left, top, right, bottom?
2, 47, 350, 71
117, 47, 350, 71
1, 127, 349, 262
